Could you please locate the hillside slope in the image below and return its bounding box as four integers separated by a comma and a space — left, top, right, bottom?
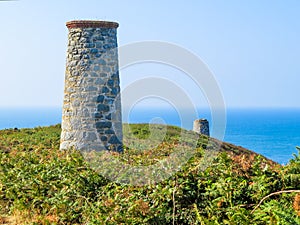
0, 124, 299, 224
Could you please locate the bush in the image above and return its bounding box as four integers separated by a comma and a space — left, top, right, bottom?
0, 124, 299, 224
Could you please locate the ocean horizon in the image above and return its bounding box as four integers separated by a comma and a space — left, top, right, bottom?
0, 107, 299, 165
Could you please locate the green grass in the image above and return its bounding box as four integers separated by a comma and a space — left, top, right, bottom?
0, 124, 299, 224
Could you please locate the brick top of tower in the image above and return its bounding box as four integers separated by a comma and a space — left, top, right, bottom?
66, 20, 119, 29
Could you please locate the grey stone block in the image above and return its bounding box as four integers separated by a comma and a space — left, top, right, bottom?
108, 135, 121, 144
97, 104, 110, 112
96, 95, 105, 103
95, 121, 112, 129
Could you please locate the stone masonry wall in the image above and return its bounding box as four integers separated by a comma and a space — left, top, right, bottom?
193, 119, 210, 136
60, 21, 122, 152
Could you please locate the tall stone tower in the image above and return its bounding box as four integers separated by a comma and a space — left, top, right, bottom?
193, 119, 210, 136
60, 20, 122, 152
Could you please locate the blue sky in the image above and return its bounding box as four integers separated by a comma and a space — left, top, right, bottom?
0, 0, 299, 108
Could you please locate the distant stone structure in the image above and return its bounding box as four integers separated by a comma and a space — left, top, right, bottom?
193, 119, 210, 136
60, 20, 123, 152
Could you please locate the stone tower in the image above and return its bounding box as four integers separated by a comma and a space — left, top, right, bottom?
193, 119, 210, 136
60, 20, 122, 152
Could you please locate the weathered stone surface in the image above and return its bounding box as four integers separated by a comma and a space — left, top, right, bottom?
97, 104, 110, 112
193, 119, 210, 136
100, 135, 108, 141
96, 95, 105, 103
104, 129, 115, 134
108, 135, 121, 144
95, 121, 112, 129
102, 87, 110, 93
60, 20, 123, 152
83, 132, 97, 141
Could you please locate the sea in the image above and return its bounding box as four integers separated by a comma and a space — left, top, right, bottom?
0, 107, 299, 165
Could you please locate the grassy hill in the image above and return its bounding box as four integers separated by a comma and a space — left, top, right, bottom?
0, 124, 299, 224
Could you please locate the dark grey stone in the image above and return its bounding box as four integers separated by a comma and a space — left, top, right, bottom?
108, 135, 121, 144
111, 87, 118, 95
96, 95, 105, 103
105, 129, 115, 134
95, 121, 112, 129
96, 129, 105, 134
97, 104, 110, 112
94, 112, 102, 118
107, 79, 114, 87
111, 73, 119, 79
102, 87, 110, 93
104, 98, 114, 104
100, 136, 107, 141
117, 145, 123, 152
90, 48, 99, 54
105, 114, 112, 120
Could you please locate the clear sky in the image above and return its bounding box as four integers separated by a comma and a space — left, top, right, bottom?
0, 0, 299, 108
